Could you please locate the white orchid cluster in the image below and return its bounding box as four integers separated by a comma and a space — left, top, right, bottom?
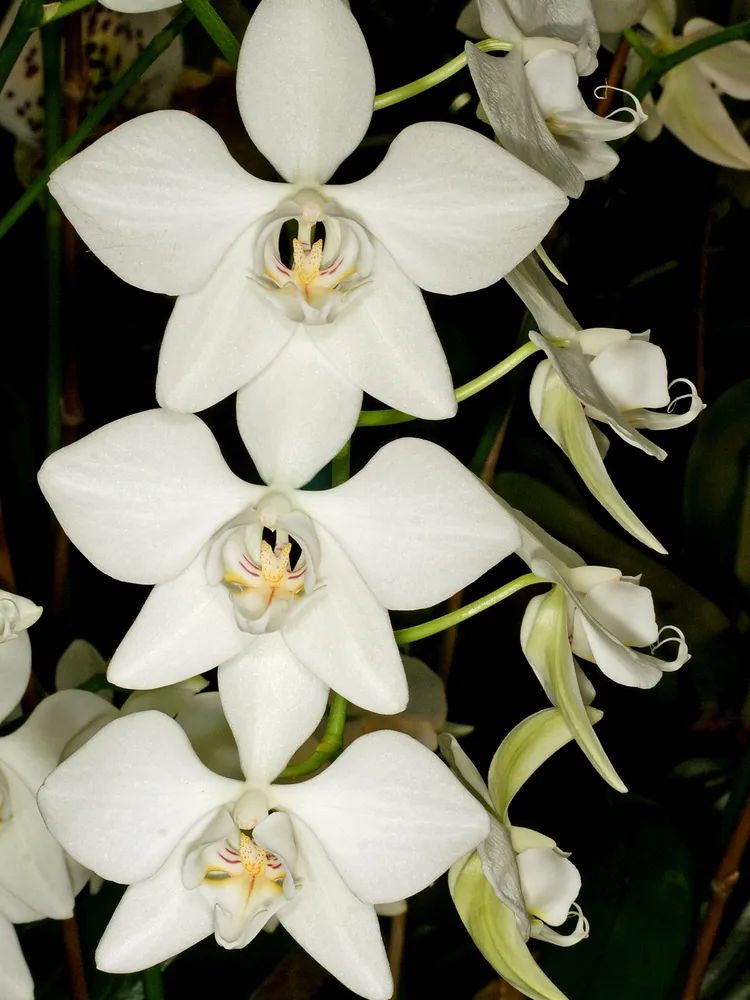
0, 0, 730, 997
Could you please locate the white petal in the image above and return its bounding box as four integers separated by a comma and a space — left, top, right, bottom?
49, 111, 282, 294
505, 254, 579, 338
156, 230, 295, 414
0, 690, 116, 790
272, 730, 490, 904
55, 639, 107, 693
592, 0, 648, 33
0, 764, 74, 918
582, 579, 658, 647
474, 0, 520, 40
0, 916, 33, 1000
96, 827, 213, 973
218, 634, 328, 786
0, 632, 30, 724
314, 240, 456, 419
0, 590, 42, 633
279, 817, 393, 1000
97, 0, 176, 11
282, 526, 408, 714
588, 340, 670, 411
175, 692, 243, 780
579, 616, 667, 687
237, 328, 362, 490
478, 817, 530, 936
328, 121, 567, 295
403, 656, 447, 729
686, 18, 750, 99
525, 50, 585, 118
517, 848, 581, 925
299, 437, 520, 610
38, 712, 242, 884
502, 0, 600, 74
556, 134, 620, 180
0, 885, 45, 924
107, 553, 248, 689
457, 0, 485, 37
438, 733, 493, 809
641, 0, 675, 40
236, 0, 374, 184
657, 62, 750, 170
38, 410, 261, 585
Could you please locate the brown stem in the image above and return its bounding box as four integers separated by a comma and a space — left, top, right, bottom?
596, 35, 631, 117
387, 911, 407, 998
61, 917, 90, 1000
681, 794, 750, 1000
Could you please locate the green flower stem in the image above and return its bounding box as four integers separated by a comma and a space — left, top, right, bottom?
42, 0, 95, 25
43, 19, 63, 456
180, 0, 240, 68
357, 342, 541, 428
631, 18, 750, 101
0, 0, 42, 95
394, 573, 542, 645
373, 37, 513, 111
0, 6, 194, 242
278, 692, 349, 780
143, 966, 165, 1000
331, 439, 351, 487
622, 27, 660, 66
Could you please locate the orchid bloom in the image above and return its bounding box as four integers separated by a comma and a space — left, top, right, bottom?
0, 2, 183, 147
0, 590, 41, 725
442, 708, 592, 1000
48, 0, 567, 478
38, 704, 489, 1000
504, 501, 689, 792
506, 255, 703, 552
458, 0, 601, 75
626, 1, 750, 169
38, 409, 520, 722
466, 45, 646, 198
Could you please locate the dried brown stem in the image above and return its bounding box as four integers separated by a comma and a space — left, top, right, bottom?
61, 917, 90, 1000
387, 911, 407, 998
681, 794, 750, 1000
596, 35, 631, 117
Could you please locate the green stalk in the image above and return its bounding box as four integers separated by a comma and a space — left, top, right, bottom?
0, 6, 194, 241
357, 342, 540, 428
394, 574, 541, 645
42, 19, 63, 456
331, 439, 351, 487
0, 0, 42, 95
42, 0, 95, 24
622, 27, 661, 66
373, 37, 512, 111
278, 693, 349, 780
180, 0, 239, 68
142, 966, 165, 1000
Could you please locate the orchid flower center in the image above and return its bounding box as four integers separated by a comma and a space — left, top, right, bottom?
253, 190, 374, 325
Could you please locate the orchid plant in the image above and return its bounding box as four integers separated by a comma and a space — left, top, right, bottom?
0, 0, 747, 997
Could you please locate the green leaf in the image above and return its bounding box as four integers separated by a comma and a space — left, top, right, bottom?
450, 851, 568, 1000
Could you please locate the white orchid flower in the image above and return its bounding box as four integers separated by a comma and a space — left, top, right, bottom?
503, 501, 689, 791
468, 44, 646, 198
443, 708, 592, 1000
626, 3, 750, 169
0, 590, 42, 725
48, 0, 567, 478
38, 408, 520, 723
0, 2, 183, 146
506, 255, 704, 552
458, 0, 600, 75
0, 690, 116, 923
38, 706, 489, 1000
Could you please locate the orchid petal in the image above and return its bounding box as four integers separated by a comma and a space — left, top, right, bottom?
581, 579, 658, 647
438, 733, 493, 809
0, 765, 74, 918
328, 121, 567, 295
272, 730, 489, 905
55, 639, 108, 696
592, 0, 648, 33
175, 692, 243, 780
521, 587, 627, 791
556, 134, 620, 179
630, 378, 704, 430
478, 817, 530, 936
0, 916, 33, 1000
487, 706, 602, 822
0, 632, 31, 725
641, 0, 675, 41
281, 526, 408, 714
96, 826, 213, 973
38, 410, 261, 585
588, 340, 670, 411
578, 616, 671, 687
450, 851, 568, 1000
530, 361, 667, 552
657, 62, 750, 170
499, 499, 584, 576
314, 239, 456, 419
517, 849, 581, 926
49, 111, 282, 294
218, 634, 328, 786
237, 328, 362, 490
530, 332, 667, 459
685, 18, 750, 99
0, 591, 41, 634
505, 255, 579, 339
500, 0, 600, 74
299, 437, 520, 610
510, 827, 558, 853
467, 45, 585, 199
0, 690, 116, 790
403, 656, 447, 730
457, 0, 487, 37
474, 0, 521, 41
156, 231, 295, 413
236, 0, 374, 184
279, 817, 393, 1000
0, 885, 46, 924
38, 712, 242, 884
